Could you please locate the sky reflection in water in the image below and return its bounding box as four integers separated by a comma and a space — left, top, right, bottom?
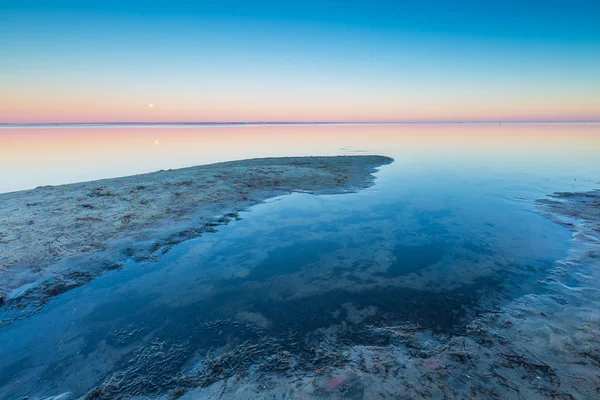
0, 123, 598, 398
1, 123, 599, 194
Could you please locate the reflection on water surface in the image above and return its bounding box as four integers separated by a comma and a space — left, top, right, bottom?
0, 123, 599, 399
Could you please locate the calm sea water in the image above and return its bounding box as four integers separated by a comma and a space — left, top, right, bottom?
1, 123, 599, 194
0, 123, 599, 398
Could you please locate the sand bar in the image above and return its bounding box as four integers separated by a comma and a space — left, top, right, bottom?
0, 155, 392, 324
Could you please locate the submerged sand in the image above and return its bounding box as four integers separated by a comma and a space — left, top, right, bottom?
30, 188, 598, 400
165, 190, 600, 400
0, 155, 392, 323
3, 157, 599, 400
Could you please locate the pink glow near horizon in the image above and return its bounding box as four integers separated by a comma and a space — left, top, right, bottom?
2, 90, 599, 124
1, 124, 599, 193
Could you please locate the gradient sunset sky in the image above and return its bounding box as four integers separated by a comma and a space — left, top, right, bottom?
1, 0, 599, 123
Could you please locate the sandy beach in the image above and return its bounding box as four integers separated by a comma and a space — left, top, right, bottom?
0, 155, 393, 326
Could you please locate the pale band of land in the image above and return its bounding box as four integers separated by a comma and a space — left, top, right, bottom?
0, 155, 392, 324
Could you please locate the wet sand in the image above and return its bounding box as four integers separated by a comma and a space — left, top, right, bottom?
0, 155, 392, 326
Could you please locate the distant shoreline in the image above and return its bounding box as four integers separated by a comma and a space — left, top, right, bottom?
1, 121, 599, 128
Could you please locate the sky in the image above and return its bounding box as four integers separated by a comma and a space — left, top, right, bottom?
1, 0, 599, 123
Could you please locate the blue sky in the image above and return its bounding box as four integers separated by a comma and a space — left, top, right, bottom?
1, 0, 599, 122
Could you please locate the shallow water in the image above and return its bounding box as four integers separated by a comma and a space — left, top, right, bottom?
0, 123, 599, 398
1, 123, 599, 194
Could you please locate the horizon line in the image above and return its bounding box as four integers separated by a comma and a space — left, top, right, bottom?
1, 120, 600, 128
